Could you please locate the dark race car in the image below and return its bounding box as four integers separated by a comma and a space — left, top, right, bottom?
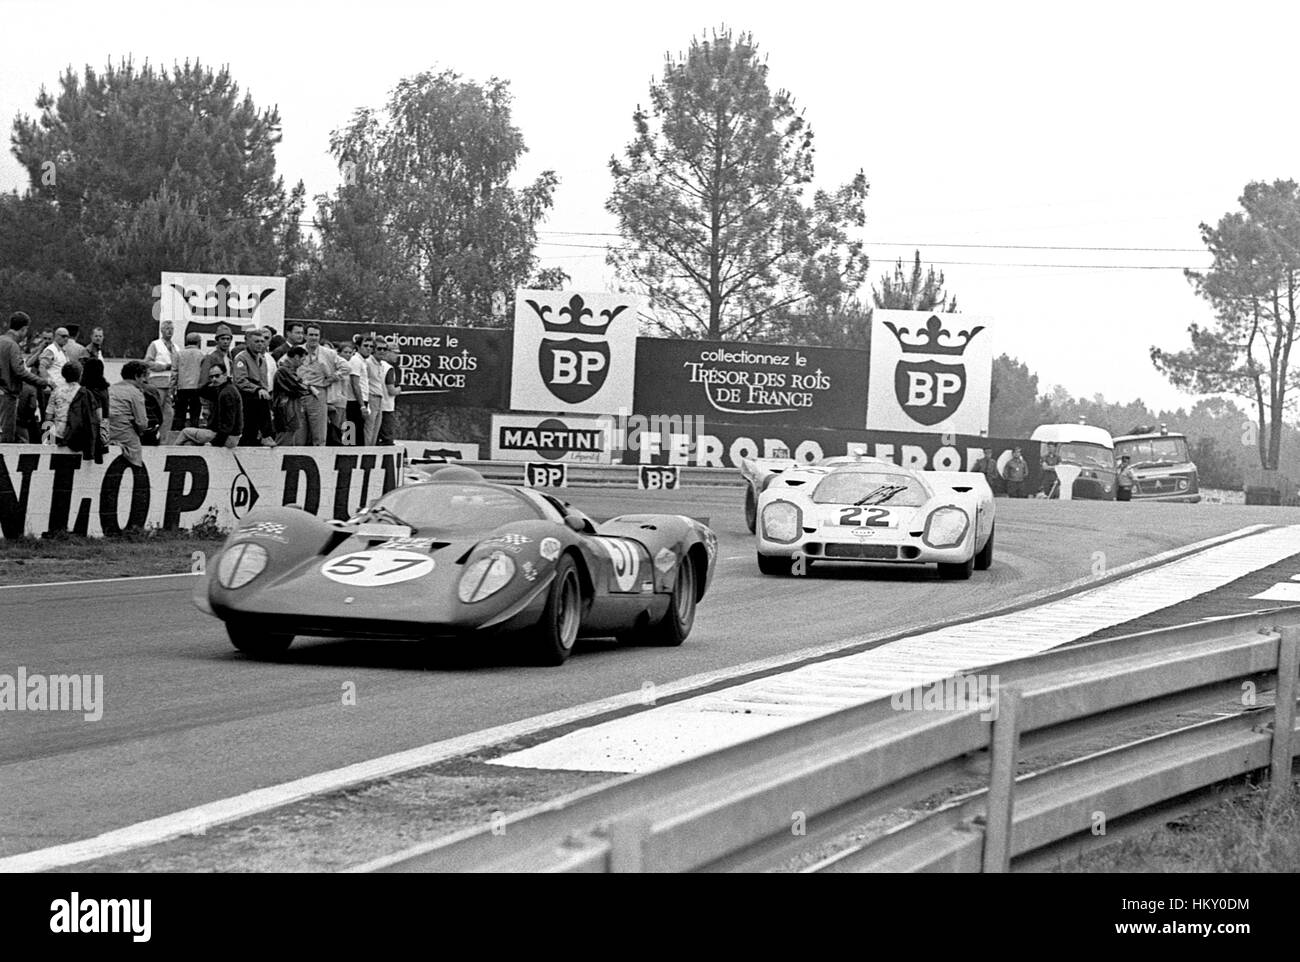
193, 468, 717, 665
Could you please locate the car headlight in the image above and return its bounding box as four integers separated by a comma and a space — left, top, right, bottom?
217, 543, 269, 589
458, 552, 516, 603
761, 500, 801, 543
1177, 479, 1188, 490
923, 506, 969, 549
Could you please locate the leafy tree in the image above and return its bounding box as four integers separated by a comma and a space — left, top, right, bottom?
989, 354, 1050, 437
607, 27, 868, 340
306, 70, 558, 327
6, 59, 304, 351
873, 250, 958, 312
1151, 179, 1300, 470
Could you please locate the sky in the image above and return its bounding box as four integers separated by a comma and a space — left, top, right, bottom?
1, 0, 1294, 415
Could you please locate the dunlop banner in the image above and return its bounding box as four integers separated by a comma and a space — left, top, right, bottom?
633, 337, 869, 429
0, 446, 403, 539
311, 321, 510, 409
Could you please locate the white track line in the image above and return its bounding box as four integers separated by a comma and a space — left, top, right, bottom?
491, 524, 1300, 773
0, 572, 199, 590
0, 524, 1271, 872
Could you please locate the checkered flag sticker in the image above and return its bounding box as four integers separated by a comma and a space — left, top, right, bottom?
243, 521, 287, 537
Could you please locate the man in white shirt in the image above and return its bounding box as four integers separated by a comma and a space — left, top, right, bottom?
144, 320, 178, 442
364, 337, 386, 446
39, 327, 71, 393
346, 336, 375, 447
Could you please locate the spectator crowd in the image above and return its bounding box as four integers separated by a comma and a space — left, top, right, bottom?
1, 313, 402, 464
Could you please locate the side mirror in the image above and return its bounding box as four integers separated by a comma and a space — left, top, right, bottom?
564, 515, 587, 533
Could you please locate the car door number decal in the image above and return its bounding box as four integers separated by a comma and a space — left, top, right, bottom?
321, 550, 435, 587
838, 507, 893, 527
596, 538, 641, 593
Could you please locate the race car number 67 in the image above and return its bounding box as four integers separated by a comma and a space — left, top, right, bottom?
321, 549, 436, 587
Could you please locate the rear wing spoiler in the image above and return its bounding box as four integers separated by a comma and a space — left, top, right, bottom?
739, 457, 800, 488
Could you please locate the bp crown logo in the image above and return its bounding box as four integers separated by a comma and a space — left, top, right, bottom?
527, 294, 628, 404
885, 315, 985, 427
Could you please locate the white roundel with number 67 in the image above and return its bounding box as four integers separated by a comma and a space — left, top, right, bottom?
596, 537, 641, 593
321, 550, 436, 587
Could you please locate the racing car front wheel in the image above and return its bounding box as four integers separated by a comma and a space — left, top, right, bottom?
974, 524, 995, 571
534, 555, 583, 666
937, 556, 975, 580
757, 553, 794, 576
744, 487, 757, 534
226, 622, 295, 659
646, 552, 697, 647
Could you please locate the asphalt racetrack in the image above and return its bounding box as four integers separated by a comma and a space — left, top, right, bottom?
0, 488, 1295, 859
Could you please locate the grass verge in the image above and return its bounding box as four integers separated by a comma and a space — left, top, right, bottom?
0, 529, 226, 585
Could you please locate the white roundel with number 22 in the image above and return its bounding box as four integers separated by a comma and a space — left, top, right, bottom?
321, 549, 435, 587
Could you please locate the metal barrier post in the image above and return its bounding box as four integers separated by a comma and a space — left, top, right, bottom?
1270, 626, 1299, 802
982, 687, 1022, 873
607, 817, 651, 872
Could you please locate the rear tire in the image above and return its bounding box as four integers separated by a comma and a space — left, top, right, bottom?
757, 553, 794, 576
226, 623, 294, 659
974, 524, 995, 571
533, 555, 583, 666
646, 552, 696, 647
938, 556, 975, 580
744, 486, 757, 534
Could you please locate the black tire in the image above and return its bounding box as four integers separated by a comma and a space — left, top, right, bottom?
226, 622, 294, 659
645, 552, 697, 647
938, 556, 975, 580
744, 486, 757, 534
533, 554, 583, 666
974, 524, 995, 571
757, 553, 794, 576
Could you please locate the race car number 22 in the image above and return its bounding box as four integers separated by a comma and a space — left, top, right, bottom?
838, 507, 892, 527
321, 550, 436, 587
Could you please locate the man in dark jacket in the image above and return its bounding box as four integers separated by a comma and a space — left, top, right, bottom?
0, 311, 50, 442
179, 362, 243, 448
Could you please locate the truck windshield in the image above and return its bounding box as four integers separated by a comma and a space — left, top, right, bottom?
1115, 437, 1189, 466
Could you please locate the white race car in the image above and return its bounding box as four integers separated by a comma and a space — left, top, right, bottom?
754, 458, 995, 579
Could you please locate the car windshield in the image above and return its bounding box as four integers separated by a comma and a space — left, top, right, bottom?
812, 470, 930, 506
1115, 437, 1189, 466
1046, 442, 1114, 470
365, 483, 543, 535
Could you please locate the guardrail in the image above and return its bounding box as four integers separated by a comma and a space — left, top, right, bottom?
410, 459, 745, 488
360, 609, 1300, 872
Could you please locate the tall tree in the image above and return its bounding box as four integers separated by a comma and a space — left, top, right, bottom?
607, 27, 869, 340
873, 250, 958, 312
7, 59, 304, 351
306, 70, 557, 326
989, 354, 1049, 437
1151, 179, 1300, 471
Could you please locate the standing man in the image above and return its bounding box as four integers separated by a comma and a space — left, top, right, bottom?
298, 324, 336, 446
199, 324, 235, 385
87, 326, 108, 359
1117, 455, 1135, 502
145, 319, 178, 441
233, 329, 275, 446
273, 346, 312, 445
272, 321, 306, 361
378, 342, 401, 445
327, 340, 355, 445
63, 326, 89, 365
365, 337, 386, 446
345, 336, 371, 446
0, 311, 49, 442
108, 360, 151, 467
39, 326, 72, 395
1004, 447, 1029, 498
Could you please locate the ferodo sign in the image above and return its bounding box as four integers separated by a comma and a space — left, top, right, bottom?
614, 423, 1037, 478
510, 290, 640, 414
0, 446, 402, 540
490, 414, 612, 464
868, 310, 993, 435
